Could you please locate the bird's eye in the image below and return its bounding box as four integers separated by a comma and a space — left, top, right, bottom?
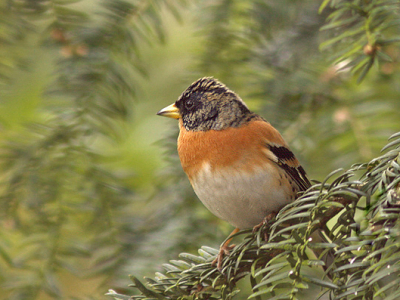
185, 99, 194, 110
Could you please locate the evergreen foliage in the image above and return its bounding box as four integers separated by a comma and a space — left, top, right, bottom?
108, 132, 400, 300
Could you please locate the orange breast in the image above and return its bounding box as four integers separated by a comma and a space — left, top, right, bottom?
177, 119, 288, 180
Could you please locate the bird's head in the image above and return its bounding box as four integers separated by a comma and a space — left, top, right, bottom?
157, 77, 254, 131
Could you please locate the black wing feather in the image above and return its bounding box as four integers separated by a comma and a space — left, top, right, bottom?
268, 145, 311, 192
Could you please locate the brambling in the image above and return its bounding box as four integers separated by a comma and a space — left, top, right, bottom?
157, 77, 311, 270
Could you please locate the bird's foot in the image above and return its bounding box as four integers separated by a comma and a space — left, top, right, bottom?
212, 228, 240, 271
211, 243, 236, 271
252, 212, 277, 241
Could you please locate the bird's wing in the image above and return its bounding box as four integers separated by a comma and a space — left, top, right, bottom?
256, 120, 311, 192
266, 144, 311, 192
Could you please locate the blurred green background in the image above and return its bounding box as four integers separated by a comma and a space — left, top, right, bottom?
1, 0, 399, 299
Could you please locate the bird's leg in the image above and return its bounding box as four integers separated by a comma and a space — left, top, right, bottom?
212, 227, 240, 271
252, 212, 277, 241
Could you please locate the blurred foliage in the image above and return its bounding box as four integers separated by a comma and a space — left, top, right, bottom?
0, 0, 190, 299
1, 0, 400, 300
320, 0, 400, 82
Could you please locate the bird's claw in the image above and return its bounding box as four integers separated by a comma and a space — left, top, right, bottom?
212, 243, 236, 271
252, 212, 277, 240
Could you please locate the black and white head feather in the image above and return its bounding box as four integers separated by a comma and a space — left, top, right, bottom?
175, 77, 259, 131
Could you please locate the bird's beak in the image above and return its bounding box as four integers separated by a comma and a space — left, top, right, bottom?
157, 103, 181, 119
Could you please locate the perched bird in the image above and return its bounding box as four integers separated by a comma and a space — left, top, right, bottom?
157, 77, 311, 270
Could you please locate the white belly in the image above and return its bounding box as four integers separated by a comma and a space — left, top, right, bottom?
190, 163, 292, 229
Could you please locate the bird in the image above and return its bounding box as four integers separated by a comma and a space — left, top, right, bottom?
157, 77, 312, 270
